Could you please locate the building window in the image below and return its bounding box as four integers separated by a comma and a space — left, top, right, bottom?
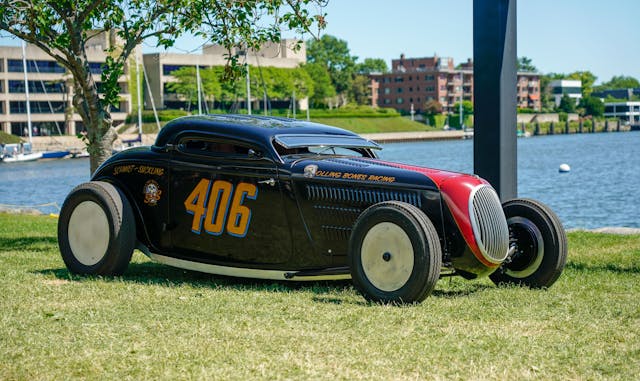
8, 59, 65, 73
384, 99, 391, 105
426, 86, 435, 92
409, 87, 413, 92
383, 88, 390, 95
163, 64, 191, 75
383, 77, 391, 84
397, 88, 403, 93
89, 62, 105, 75
9, 101, 65, 114
394, 77, 404, 83
440, 85, 446, 91
8, 80, 65, 94
425, 75, 434, 81
396, 98, 404, 104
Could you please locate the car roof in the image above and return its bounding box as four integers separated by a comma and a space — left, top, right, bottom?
155, 114, 360, 148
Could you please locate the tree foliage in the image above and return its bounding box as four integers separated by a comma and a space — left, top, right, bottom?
452, 100, 474, 115
306, 34, 357, 95
558, 94, 576, 113
578, 96, 604, 117
302, 62, 336, 107
356, 58, 388, 74
596, 75, 640, 90
424, 99, 443, 115
0, 0, 327, 172
567, 71, 597, 97
517, 56, 537, 72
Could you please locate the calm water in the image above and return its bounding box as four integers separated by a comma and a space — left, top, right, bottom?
1, 131, 638, 229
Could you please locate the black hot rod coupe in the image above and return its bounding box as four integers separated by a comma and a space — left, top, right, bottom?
58, 115, 567, 303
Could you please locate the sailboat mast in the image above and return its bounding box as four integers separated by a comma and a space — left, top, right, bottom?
21, 41, 33, 145
135, 53, 143, 135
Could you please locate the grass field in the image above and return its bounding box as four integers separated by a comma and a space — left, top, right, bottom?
311, 117, 438, 134
1, 213, 638, 380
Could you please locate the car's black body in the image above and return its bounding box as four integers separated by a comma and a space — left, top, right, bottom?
58, 115, 567, 303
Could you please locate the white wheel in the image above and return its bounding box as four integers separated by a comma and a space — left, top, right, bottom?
68, 201, 110, 266
58, 181, 135, 275
349, 201, 442, 303
361, 222, 414, 292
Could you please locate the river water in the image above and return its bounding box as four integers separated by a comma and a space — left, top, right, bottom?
1, 131, 638, 229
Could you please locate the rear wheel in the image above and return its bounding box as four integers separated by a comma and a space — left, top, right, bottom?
58, 181, 135, 275
490, 198, 567, 288
349, 201, 442, 303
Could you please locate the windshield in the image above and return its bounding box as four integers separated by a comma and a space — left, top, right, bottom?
273, 134, 381, 159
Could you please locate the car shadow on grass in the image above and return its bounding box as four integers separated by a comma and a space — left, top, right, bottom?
36, 262, 494, 305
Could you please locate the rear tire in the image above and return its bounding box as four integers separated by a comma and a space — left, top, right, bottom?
490, 198, 567, 288
58, 181, 135, 275
349, 201, 442, 304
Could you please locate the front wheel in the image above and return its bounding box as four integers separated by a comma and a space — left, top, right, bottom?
349, 201, 442, 304
490, 198, 567, 288
58, 181, 136, 276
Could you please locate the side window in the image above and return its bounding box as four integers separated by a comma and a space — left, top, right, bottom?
179, 138, 252, 158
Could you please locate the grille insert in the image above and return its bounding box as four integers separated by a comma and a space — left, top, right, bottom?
469, 185, 509, 263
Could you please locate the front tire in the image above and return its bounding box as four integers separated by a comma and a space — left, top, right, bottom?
58, 181, 135, 275
490, 198, 567, 288
349, 201, 442, 304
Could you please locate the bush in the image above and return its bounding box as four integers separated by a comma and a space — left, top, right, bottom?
0, 131, 22, 144
558, 112, 568, 122
127, 110, 189, 123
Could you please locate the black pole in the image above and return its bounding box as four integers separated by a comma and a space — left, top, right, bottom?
473, 0, 518, 201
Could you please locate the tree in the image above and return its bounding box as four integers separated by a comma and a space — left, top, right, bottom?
596, 75, 640, 90
452, 100, 474, 115
1, 0, 326, 173
306, 34, 357, 96
424, 99, 443, 115
568, 71, 597, 97
517, 56, 537, 72
558, 94, 576, 113
355, 58, 388, 74
350, 75, 371, 106
578, 96, 604, 117
166, 66, 222, 110
302, 62, 336, 107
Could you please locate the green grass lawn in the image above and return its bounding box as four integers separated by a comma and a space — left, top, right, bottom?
1, 214, 638, 380
311, 117, 438, 134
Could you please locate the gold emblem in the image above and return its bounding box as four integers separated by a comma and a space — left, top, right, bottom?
143, 180, 162, 206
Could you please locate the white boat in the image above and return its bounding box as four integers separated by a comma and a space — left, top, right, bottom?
1, 151, 43, 163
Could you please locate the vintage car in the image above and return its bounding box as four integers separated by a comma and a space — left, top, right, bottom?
58, 115, 567, 303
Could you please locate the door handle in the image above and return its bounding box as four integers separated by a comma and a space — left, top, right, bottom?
258, 178, 276, 186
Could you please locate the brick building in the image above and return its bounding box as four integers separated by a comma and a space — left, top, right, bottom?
370, 55, 541, 114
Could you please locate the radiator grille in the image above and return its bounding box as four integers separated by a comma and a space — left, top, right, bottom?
469, 186, 509, 263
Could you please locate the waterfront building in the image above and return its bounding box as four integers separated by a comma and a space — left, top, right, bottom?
142, 40, 306, 111
604, 101, 640, 125
592, 87, 640, 101
0, 33, 138, 137
369, 55, 541, 114
549, 79, 582, 106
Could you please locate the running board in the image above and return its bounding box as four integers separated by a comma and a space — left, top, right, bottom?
136, 243, 351, 281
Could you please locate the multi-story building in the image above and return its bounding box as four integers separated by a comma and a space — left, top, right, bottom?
0, 33, 137, 137
143, 39, 306, 111
592, 87, 640, 100
370, 55, 541, 114
549, 79, 582, 106
604, 101, 640, 125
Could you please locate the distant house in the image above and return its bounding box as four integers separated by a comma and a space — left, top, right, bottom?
604, 101, 640, 125
549, 79, 582, 106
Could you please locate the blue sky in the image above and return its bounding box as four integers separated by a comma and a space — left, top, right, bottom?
317, 0, 639, 84
2, 1, 637, 84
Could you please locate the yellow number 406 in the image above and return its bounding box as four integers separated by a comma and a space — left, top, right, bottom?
184, 179, 258, 238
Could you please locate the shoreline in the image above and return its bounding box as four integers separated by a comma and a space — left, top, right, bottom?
1, 209, 638, 234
